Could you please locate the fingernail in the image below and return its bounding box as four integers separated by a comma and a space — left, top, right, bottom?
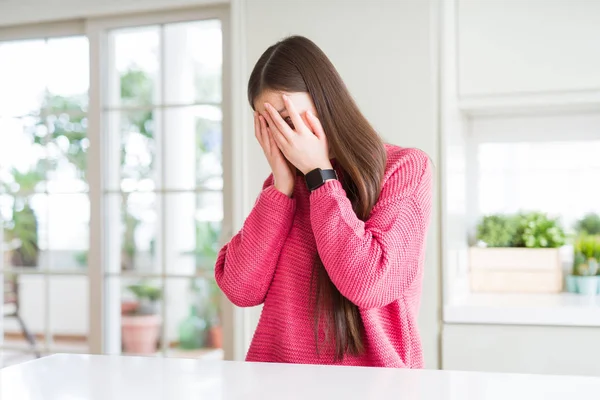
307, 110, 313, 117
264, 103, 269, 109
282, 94, 288, 101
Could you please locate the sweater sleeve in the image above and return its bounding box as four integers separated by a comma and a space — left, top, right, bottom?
309, 149, 433, 309
215, 176, 296, 307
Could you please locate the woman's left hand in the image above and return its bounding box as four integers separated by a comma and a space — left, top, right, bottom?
262, 94, 332, 175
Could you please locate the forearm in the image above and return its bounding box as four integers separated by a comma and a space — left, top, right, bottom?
215, 185, 296, 307
310, 179, 429, 309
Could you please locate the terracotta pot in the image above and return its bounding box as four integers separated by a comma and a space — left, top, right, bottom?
207, 325, 223, 348
121, 301, 138, 315
121, 314, 161, 354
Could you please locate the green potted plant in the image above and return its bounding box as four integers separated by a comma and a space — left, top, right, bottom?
470, 212, 566, 293
570, 234, 600, 295
178, 279, 208, 350
2, 168, 44, 267
178, 221, 223, 349
4, 202, 39, 267
121, 281, 162, 354
575, 213, 600, 236
177, 278, 222, 351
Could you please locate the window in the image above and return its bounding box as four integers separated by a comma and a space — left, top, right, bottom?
477, 141, 600, 229
99, 18, 224, 358
0, 34, 90, 363
0, 8, 228, 366
471, 113, 600, 233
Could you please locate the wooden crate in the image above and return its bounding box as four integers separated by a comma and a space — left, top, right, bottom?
469, 247, 563, 293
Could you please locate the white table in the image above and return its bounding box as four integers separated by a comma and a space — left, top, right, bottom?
2, 354, 600, 399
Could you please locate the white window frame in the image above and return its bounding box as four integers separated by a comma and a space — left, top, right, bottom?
0, 21, 89, 356
465, 111, 600, 239
85, 6, 238, 358
1, 4, 246, 361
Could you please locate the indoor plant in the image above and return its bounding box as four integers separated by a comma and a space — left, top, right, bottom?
121, 281, 162, 354
178, 279, 208, 350
575, 213, 600, 236
570, 234, 600, 295
470, 212, 566, 293
179, 221, 223, 349
2, 168, 44, 267
177, 278, 222, 350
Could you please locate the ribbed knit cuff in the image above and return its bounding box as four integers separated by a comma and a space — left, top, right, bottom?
260, 185, 296, 214
309, 179, 344, 202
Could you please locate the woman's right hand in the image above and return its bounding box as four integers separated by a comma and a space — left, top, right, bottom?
255, 112, 295, 197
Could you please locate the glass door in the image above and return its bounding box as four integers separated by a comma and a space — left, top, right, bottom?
97, 15, 225, 358
0, 33, 90, 366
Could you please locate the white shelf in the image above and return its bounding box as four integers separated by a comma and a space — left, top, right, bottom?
457, 90, 600, 116
444, 292, 600, 327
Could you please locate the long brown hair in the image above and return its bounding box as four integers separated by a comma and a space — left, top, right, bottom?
247, 36, 387, 361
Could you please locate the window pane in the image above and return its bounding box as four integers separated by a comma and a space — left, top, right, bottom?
106, 110, 158, 192
46, 36, 89, 112
2, 194, 47, 269
2, 273, 47, 354
164, 277, 223, 359
0, 116, 46, 194
0, 40, 46, 117
109, 26, 160, 107
164, 20, 222, 104
47, 193, 89, 271
478, 141, 600, 230
101, 192, 159, 275
104, 276, 164, 355
49, 275, 89, 351
44, 112, 89, 192
164, 193, 222, 276
163, 106, 222, 190
121, 192, 158, 273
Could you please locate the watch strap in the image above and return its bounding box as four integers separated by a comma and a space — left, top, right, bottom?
305, 168, 337, 191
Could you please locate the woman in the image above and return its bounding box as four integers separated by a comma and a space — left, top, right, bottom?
215, 36, 432, 368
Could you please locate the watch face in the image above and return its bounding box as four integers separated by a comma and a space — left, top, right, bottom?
305, 168, 324, 190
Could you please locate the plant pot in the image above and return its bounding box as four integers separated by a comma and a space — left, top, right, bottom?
565, 275, 578, 293
469, 247, 562, 293
576, 277, 598, 296
121, 301, 139, 316
10, 248, 39, 267
121, 314, 161, 354
207, 325, 223, 348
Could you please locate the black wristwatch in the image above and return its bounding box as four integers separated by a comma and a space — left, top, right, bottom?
305, 168, 338, 191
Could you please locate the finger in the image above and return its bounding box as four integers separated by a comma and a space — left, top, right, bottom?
264, 103, 294, 142
270, 124, 288, 150
267, 128, 280, 155
262, 110, 288, 148
282, 94, 306, 133
300, 113, 311, 130
305, 110, 326, 140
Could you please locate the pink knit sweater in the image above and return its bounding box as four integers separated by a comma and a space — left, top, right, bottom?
215, 145, 432, 368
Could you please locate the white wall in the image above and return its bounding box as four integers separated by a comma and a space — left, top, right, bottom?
458, 0, 600, 97
242, 0, 441, 368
